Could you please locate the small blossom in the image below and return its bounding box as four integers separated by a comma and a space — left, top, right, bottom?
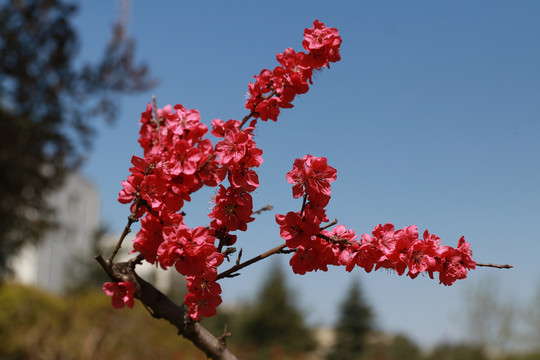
102, 281, 136, 309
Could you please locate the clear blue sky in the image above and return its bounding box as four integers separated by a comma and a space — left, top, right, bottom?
77, 1, 540, 347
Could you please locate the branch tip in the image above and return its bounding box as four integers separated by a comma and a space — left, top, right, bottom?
476, 262, 514, 269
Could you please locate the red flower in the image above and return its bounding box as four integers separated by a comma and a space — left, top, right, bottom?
371, 223, 397, 256
438, 237, 476, 286
102, 281, 136, 309
184, 275, 223, 320
286, 155, 336, 206
346, 238, 384, 273
139, 174, 167, 211
117, 156, 146, 204
209, 185, 254, 232
166, 139, 202, 176
276, 211, 319, 249
276, 47, 312, 92
215, 126, 250, 166
406, 240, 436, 278
302, 20, 342, 68
289, 236, 339, 274
157, 225, 220, 278
132, 214, 165, 264
228, 167, 260, 192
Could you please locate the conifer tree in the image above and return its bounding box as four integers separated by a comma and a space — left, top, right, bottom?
240, 264, 316, 357
327, 279, 373, 360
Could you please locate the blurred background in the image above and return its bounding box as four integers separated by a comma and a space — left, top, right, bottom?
1, 0, 539, 359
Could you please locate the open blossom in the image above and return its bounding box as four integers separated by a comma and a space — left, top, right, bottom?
118, 156, 146, 203
438, 236, 476, 286
406, 239, 437, 277
209, 185, 254, 232
132, 213, 165, 264
166, 139, 202, 176
167, 105, 205, 140
276, 47, 313, 91
384, 226, 417, 275
214, 126, 250, 166
289, 235, 342, 275
302, 19, 342, 68
157, 225, 221, 278
276, 211, 320, 249
102, 281, 136, 309
184, 275, 223, 320
286, 154, 336, 206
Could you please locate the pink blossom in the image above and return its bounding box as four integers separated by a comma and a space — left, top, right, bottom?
209, 185, 255, 232
275, 211, 319, 249
302, 20, 342, 68
102, 281, 136, 309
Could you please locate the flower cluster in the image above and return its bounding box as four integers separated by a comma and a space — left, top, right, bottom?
209, 119, 261, 246
277, 156, 476, 286
113, 20, 342, 320
117, 103, 227, 319
245, 20, 342, 121
340, 224, 476, 286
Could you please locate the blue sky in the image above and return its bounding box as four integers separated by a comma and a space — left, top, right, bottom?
77, 1, 539, 347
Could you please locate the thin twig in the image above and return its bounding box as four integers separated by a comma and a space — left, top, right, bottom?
300, 193, 308, 217
321, 218, 338, 230
235, 249, 243, 266
152, 95, 160, 122
476, 262, 514, 269
218, 324, 232, 350
108, 212, 139, 263
216, 243, 287, 280
253, 204, 273, 215
152, 95, 163, 146
240, 110, 256, 129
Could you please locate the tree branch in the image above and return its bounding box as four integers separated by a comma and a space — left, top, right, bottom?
95, 254, 238, 360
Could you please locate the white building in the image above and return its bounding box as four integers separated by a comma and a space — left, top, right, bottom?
12, 173, 100, 293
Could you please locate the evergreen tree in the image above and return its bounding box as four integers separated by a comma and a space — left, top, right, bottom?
240, 264, 316, 357
327, 278, 373, 360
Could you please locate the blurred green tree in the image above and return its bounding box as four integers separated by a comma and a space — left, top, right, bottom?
362, 333, 423, 360
427, 343, 488, 360
326, 278, 373, 360
239, 263, 316, 358
0, 0, 155, 276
